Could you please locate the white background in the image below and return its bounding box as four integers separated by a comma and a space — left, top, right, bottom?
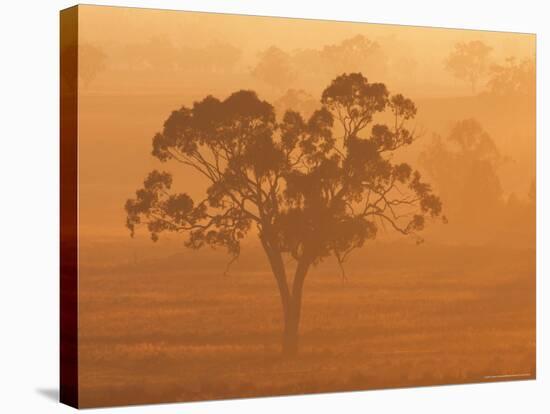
0, 0, 547, 412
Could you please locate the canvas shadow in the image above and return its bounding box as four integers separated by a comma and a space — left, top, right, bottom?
36, 388, 59, 402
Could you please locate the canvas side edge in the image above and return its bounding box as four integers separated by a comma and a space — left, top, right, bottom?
60, 5, 79, 409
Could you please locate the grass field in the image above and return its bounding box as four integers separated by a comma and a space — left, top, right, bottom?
78, 243, 535, 407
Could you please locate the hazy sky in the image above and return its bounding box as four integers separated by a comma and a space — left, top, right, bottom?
75, 5, 535, 242
79, 5, 534, 57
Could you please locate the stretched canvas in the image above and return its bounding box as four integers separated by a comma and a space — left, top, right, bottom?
60, 5, 536, 408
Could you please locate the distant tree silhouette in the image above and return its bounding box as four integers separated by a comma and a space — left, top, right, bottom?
125, 73, 443, 356
319, 35, 387, 78
79, 44, 107, 88
252, 46, 295, 91
420, 119, 502, 236
61, 43, 106, 89
487, 57, 535, 97
445, 41, 492, 94
274, 89, 318, 120
253, 36, 387, 94
120, 40, 242, 74
143, 36, 179, 71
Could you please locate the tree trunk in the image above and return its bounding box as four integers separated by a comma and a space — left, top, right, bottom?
259, 231, 311, 358
281, 257, 310, 357
282, 301, 300, 357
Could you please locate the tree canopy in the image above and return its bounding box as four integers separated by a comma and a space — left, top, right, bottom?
126, 72, 442, 270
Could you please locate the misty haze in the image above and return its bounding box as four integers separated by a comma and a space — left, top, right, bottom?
68, 6, 535, 407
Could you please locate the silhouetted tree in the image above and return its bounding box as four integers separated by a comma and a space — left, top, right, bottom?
61, 43, 106, 89
420, 119, 501, 236
320, 35, 387, 77
288, 35, 388, 92
125, 73, 442, 356
79, 44, 107, 88
119, 40, 242, 74
487, 57, 535, 97
143, 36, 179, 71
274, 89, 318, 120
252, 46, 295, 91
445, 41, 492, 94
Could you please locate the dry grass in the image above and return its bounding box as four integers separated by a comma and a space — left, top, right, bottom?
78, 243, 535, 407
